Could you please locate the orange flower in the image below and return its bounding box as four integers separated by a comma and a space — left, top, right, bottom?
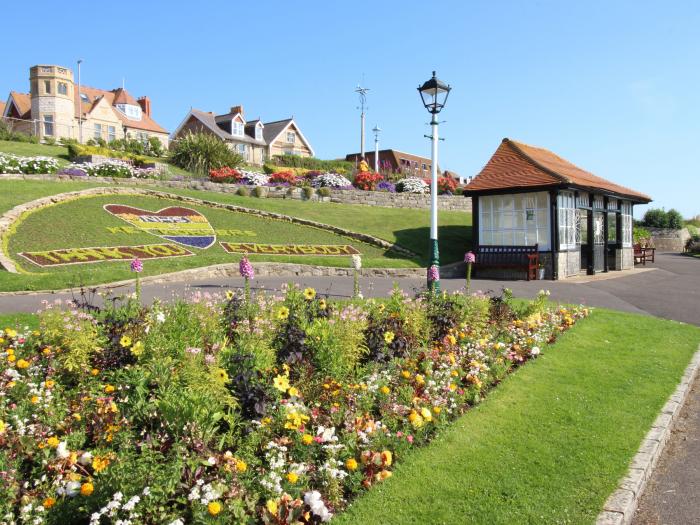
80, 482, 94, 496
43, 497, 56, 508
104, 384, 115, 394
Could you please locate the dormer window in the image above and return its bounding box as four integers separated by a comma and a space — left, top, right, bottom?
255, 124, 263, 141
116, 104, 142, 121
286, 131, 296, 144
232, 121, 244, 136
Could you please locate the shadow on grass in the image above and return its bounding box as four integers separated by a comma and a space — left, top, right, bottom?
393, 225, 472, 265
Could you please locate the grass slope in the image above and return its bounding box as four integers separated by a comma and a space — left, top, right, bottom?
335, 309, 700, 525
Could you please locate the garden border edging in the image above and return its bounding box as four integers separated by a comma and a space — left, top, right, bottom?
596, 343, 700, 525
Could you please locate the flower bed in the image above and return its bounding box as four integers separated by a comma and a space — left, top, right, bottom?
57, 160, 159, 179
395, 177, 429, 194
0, 283, 586, 523
0, 153, 59, 175
310, 172, 352, 189
352, 172, 383, 191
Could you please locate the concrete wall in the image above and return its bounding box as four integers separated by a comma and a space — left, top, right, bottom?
647, 228, 690, 252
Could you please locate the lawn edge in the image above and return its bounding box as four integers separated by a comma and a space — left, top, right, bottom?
596, 343, 700, 525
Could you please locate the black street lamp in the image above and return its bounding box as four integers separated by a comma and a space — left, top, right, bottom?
417, 71, 451, 291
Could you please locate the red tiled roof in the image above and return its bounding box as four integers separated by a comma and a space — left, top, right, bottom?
8, 92, 32, 118
76, 86, 167, 134
465, 138, 651, 202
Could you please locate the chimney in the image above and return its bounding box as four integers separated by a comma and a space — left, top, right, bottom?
137, 96, 151, 116
230, 105, 244, 116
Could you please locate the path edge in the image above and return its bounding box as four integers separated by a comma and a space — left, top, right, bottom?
596, 343, 700, 525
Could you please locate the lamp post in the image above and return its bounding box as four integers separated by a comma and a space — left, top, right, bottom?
418, 71, 451, 292
372, 125, 381, 173
77, 59, 83, 143
355, 84, 369, 158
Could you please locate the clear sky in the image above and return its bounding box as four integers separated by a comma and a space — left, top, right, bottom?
3, 0, 699, 218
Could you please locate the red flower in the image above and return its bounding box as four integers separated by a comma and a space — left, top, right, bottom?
209, 167, 242, 183
269, 171, 299, 185
353, 172, 383, 191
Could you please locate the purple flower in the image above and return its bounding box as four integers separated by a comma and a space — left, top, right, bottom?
377, 181, 396, 193
130, 258, 143, 273
427, 265, 440, 282
464, 251, 476, 264
239, 255, 254, 280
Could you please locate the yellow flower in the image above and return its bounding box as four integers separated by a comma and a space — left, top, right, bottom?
277, 306, 290, 320
43, 497, 56, 508
401, 370, 410, 379
226, 290, 234, 300
380, 385, 391, 395
421, 407, 433, 422
382, 450, 393, 466
273, 374, 290, 392
214, 368, 229, 383
235, 459, 247, 473
446, 334, 457, 345
345, 458, 358, 471
45, 380, 55, 389
80, 482, 94, 496
377, 469, 393, 481
30, 395, 40, 404
207, 501, 222, 516
119, 335, 132, 348
408, 410, 424, 428
72, 413, 82, 421
266, 499, 278, 515
303, 287, 316, 300
4, 328, 17, 338
16, 359, 29, 369
318, 299, 327, 310
92, 456, 110, 473
284, 410, 310, 430
415, 374, 425, 386
302, 434, 314, 445
0, 420, 5, 434
47, 436, 60, 448
104, 384, 115, 394
288, 386, 299, 397
384, 331, 395, 344
286, 472, 299, 484
42, 347, 51, 356
91, 368, 99, 376
433, 406, 442, 415
7, 355, 15, 363
130, 341, 144, 356
448, 383, 457, 391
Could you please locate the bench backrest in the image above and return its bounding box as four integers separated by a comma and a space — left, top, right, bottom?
477, 245, 538, 264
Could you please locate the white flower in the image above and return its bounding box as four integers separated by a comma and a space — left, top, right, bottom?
78, 451, 93, 465
168, 519, 185, 525
56, 441, 70, 459
351, 254, 362, 270
530, 346, 541, 356
207, 456, 217, 466
304, 491, 333, 522
396, 177, 429, 194
311, 172, 352, 188
57, 480, 81, 497
155, 312, 166, 323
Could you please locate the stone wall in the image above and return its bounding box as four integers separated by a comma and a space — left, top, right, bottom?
647, 227, 690, 252
555, 250, 580, 279
0, 174, 472, 212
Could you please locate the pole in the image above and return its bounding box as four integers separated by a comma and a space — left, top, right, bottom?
428, 113, 440, 291
77, 60, 83, 144
374, 130, 379, 172
360, 108, 365, 158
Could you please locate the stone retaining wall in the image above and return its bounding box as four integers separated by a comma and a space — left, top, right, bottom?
0, 173, 472, 212
647, 227, 690, 252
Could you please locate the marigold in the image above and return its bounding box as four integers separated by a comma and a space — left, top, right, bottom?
91, 368, 99, 376
420, 407, 433, 422
303, 287, 316, 300
7, 355, 15, 363
345, 458, 358, 471
266, 499, 278, 515
43, 497, 56, 508
235, 459, 247, 473
80, 482, 94, 496
286, 472, 299, 484
301, 434, 314, 445
380, 385, 391, 395
47, 436, 60, 448
104, 384, 115, 394
45, 379, 55, 389
5, 328, 17, 338
30, 395, 39, 404
415, 374, 425, 386
207, 501, 222, 516
16, 359, 29, 369
92, 456, 110, 473
42, 348, 51, 356
381, 450, 393, 466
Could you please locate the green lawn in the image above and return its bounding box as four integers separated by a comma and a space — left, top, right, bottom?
335, 309, 700, 525
0, 180, 472, 291
0, 312, 39, 330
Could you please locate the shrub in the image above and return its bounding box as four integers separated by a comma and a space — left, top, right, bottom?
318, 187, 331, 197
148, 136, 165, 157
310, 172, 352, 188
353, 171, 383, 191
170, 131, 242, 176
237, 186, 250, 197
302, 186, 314, 199
271, 154, 354, 173
269, 171, 298, 185
633, 226, 652, 245
438, 176, 458, 194
43, 137, 57, 146
253, 185, 265, 198
642, 208, 684, 229
209, 166, 242, 183
395, 177, 429, 194
666, 209, 684, 230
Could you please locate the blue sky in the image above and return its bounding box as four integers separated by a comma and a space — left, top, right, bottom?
3, 0, 699, 217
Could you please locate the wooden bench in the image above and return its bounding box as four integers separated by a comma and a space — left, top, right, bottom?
476, 244, 539, 281
633, 243, 655, 265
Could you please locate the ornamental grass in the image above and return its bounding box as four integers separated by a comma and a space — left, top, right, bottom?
0, 286, 586, 524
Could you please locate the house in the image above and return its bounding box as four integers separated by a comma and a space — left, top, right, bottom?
464, 138, 651, 280
345, 149, 440, 176
1, 64, 169, 146
171, 105, 314, 166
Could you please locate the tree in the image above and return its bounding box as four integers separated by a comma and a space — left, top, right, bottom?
642, 208, 669, 228
666, 209, 684, 230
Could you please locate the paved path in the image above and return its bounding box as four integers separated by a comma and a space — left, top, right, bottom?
1, 253, 698, 326
633, 377, 700, 525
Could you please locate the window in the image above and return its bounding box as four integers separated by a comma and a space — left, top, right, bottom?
44, 80, 51, 94
286, 131, 296, 144
108, 126, 116, 142
255, 125, 263, 141
557, 191, 576, 250
607, 212, 617, 242
232, 121, 244, 136
94, 123, 102, 140
58, 82, 68, 95
237, 144, 246, 157
479, 192, 550, 250
422, 163, 427, 170
43, 115, 54, 136
621, 201, 633, 247
137, 132, 148, 144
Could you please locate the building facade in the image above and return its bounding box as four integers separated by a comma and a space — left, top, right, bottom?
171, 106, 314, 166
346, 149, 437, 176
2, 64, 169, 146
465, 138, 652, 280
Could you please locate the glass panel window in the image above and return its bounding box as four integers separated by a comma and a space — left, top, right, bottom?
94, 123, 102, 140
108, 126, 116, 142
286, 131, 296, 144
621, 201, 633, 247
232, 121, 244, 136
557, 191, 576, 250
479, 192, 550, 250
43, 115, 54, 136
58, 82, 68, 95
608, 212, 617, 242
255, 125, 263, 140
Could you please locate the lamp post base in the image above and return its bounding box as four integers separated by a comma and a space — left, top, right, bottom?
427, 238, 440, 292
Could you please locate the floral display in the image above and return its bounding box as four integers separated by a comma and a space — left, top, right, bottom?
352, 172, 383, 191
438, 176, 458, 194
209, 166, 242, 183
19, 243, 194, 267
310, 172, 353, 189
0, 153, 59, 174
130, 257, 143, 273
56, 160, 158, 179
376, 180, 396, 192
239, 255, 255, 280
427, 264, 440, 284
268, 171, 299, 185
0, 284, 587, 523
220, 242, 360, 256
240, 171, 270, 186
395, 177, 429, 194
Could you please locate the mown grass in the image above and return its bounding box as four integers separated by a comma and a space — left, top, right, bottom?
335, 309, 700, 525
0, 312, 39, 330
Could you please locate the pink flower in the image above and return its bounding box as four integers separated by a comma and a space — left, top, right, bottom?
427, 265, 440, 282
464, 251, 476, 264
406, 435, 414, 444
239, 255, 254, 280
130, 258, 143, 273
